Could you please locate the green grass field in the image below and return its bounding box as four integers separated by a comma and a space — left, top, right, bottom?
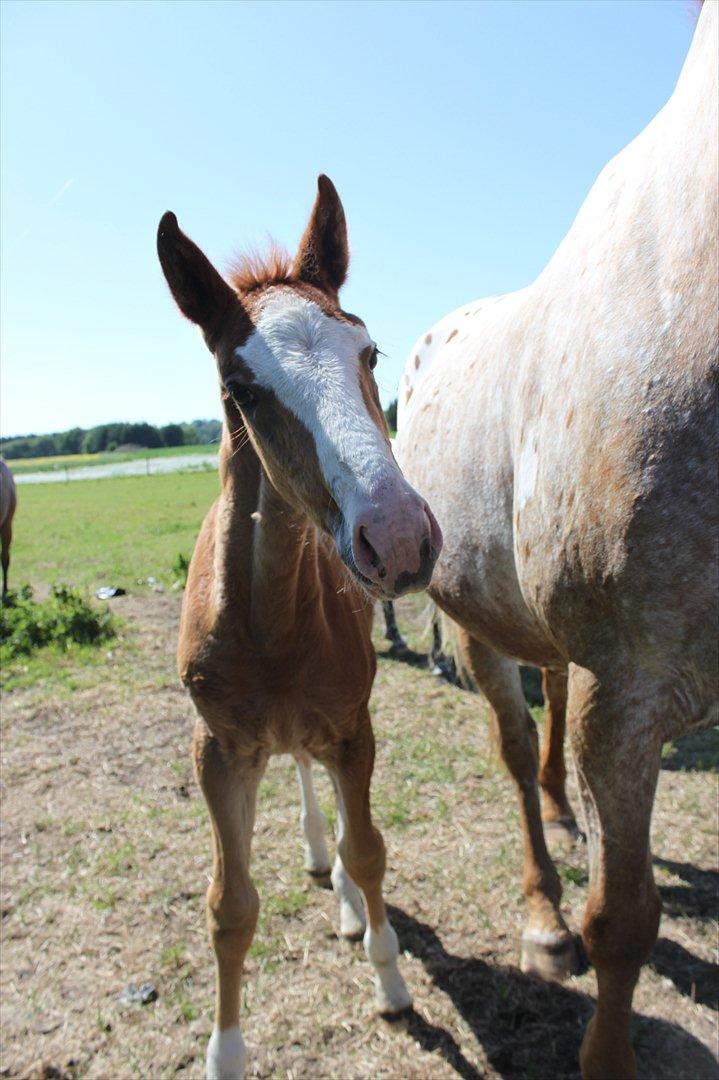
8, 442, 217, 475
11, 471, 220, 591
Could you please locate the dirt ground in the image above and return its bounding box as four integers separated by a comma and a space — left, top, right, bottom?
1, 593, 717, 1079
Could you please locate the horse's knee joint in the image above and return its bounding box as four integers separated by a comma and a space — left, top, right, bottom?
207, 881, 260, 938
338, 831, 385, 888
583, 888, 660, 972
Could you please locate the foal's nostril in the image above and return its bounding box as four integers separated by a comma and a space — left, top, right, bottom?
358, 527, 386, 579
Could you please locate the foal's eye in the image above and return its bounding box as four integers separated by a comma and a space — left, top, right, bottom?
369, 346, 379, 371
227, 383, 255, 409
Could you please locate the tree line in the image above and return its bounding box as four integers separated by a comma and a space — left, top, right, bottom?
0, 419, 223, 460
1, 401, 399, 461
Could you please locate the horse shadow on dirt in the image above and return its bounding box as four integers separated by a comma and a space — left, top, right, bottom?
660, 728, 719, 773
386, 905, 718, 1080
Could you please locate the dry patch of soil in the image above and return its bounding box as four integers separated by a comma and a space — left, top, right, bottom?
1, 594, 717, 1079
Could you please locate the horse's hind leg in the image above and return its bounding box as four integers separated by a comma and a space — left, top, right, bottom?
295, 754, 332, 879
568, 665, 662, 1080
194, 722, 265, 1080
539, 668, 582, 845
327, 713, 411, 1015
460, 631, 578, 979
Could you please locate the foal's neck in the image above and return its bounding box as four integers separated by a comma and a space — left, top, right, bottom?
216, 422, 321, 652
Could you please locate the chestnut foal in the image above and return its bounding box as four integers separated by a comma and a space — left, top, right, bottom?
157, 176, 441, 1080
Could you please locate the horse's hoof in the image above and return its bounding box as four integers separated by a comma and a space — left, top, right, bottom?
306, 866, 332, 888
543, 816, 586, 848
520, 929, 583, 981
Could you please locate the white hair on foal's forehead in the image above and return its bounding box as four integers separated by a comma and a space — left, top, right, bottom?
236, 289, 395, 505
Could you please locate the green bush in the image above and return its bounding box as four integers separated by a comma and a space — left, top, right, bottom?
0, 585, 115, 662
171, 552, 191, 588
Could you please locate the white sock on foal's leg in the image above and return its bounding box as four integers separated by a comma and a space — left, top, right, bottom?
364, 921, 412, 1014
295, 756, 331, 875
330, 783, 367, 938
331, 853, 367, 938
206, 1025, 246, 1080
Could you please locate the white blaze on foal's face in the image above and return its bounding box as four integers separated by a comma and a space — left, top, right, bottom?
231, 286, 442, 598
237, 290, 388, 515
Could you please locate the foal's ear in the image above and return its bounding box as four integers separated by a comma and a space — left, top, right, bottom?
292, 175, 349, 295
157, 212, 236, 337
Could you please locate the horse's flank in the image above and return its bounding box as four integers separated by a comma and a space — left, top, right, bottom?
399, 1, 718, 723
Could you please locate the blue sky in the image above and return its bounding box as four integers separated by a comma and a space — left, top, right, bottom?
0, 0, 697, 437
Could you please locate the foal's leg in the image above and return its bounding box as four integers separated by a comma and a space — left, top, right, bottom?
568, 665, 662, 1080
460, 632, 578, 979
539, 668, 582, 844
294, 753, 332, 878
328, 715, 411, 1014
194, 723, 265, 1080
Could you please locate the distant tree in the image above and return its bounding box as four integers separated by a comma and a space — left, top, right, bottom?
181, 423, 199, 445
57, 427, 84, 455
161, 423, 185, 447
2, 439, 34, 459
82, 426, 108, 454
123, 422, 163, 449
190, 418, 222, 444
34, 435, 58, 456
384, 398, 398, 433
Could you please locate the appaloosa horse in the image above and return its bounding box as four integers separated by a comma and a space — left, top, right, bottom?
157, 176, 441, 1080
397, 5, 718, 1077
0, 459, 17, 597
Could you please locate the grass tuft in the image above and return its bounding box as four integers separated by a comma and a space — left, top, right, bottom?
0, 584, 115, 662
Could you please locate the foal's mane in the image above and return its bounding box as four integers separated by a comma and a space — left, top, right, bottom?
228, 243, 293, 295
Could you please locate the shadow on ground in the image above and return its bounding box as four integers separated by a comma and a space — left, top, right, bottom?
654, 857, 719, 921
661, 728, 719, 773
388, 905, 719, 1080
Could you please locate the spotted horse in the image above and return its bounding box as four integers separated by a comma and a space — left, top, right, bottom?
396, 5, 718, 1078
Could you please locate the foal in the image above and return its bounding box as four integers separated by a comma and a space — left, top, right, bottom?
157, 176, 441, 1080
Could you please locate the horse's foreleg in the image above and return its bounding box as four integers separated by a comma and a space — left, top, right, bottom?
328, 716, 411, 1015
194, 722, 265, 1080
461, 632, 579, 980
539, 668, 582, 844
568, 665, 661, 1080
294, 753, 332, 878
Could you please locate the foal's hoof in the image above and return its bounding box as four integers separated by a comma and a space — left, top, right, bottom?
520, 929, 583, 981
339, 899, 367, 941
542, 816, 586, 849
376, 975, 413, 1018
